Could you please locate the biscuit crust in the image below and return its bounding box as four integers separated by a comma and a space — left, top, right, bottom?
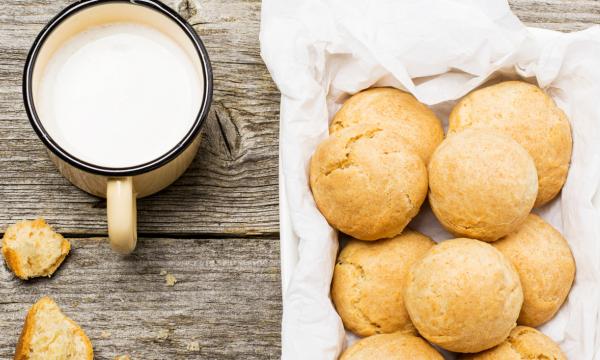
404, 239, 523, 353
310, 124, 428, 240
428, 129, 538, 241
330, 87, 444, 163
340, 332, 443, 360
493, 214, 575, 327
449, 81, 572, 207
331, 230, 435, 336
460, 326, 566, 360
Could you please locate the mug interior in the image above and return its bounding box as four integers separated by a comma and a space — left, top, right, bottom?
25, 0, 212, 176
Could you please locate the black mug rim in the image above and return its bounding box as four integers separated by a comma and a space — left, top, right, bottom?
23, 0, 213, 176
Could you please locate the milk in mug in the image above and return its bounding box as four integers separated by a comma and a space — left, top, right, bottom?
36, 23, 203, 168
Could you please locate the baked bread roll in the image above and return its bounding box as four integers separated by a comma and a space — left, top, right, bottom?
15, 297, 93, 360
310, 124, 428, 240
428, 129, 538, 241
493, 214, 575, 327
329, 87, 444, 163
339, 332, 443, 360
404, 238, 523, 353
460, 326, 566, 360
2, 219, 70, 280
332, 230, 435, 336
449, 80, 572, 207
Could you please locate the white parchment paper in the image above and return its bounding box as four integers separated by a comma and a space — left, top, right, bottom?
260, 1, 600, 359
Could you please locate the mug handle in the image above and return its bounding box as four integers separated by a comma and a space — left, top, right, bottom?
107, 177, 137, 254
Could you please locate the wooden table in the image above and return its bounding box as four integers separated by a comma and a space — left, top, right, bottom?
0, 1, 597, 359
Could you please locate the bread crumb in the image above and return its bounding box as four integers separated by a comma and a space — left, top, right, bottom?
187, 341, 200, 352
159, 270, 167, 276
114, 355, 131, 360
165, 273, 177, 286
157, 329, 170, 341
100, 330, 111, 339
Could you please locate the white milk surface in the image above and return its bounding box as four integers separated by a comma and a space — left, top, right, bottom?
37, 23, 202, 168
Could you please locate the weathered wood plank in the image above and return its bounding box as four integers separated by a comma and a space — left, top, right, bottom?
509, 0, 600, 31
0, 236, 282, 359
0, 0, 280, 236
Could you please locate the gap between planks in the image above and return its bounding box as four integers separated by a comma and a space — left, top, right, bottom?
0, 232, 280, 240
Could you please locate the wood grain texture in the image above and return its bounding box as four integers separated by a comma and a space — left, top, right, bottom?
509, 0, 600, 31
0, 0, 280, 237
0, 237, 281, 359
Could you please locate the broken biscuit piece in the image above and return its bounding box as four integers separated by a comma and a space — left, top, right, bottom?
15, 297, 93, 360
2, 219, 70, 280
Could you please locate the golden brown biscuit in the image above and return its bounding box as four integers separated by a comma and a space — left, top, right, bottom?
460, 326, 566, 360
340, 332, 443, 360
449, 80, 572, 207
428, 129, 538, 242
404, 238, 523, 353
310, 124, 428, 240
493, 214, 575, 327
2, 219, 70, 280
330, 87, 444, 163
332, 230, 435, 336
15, 297, 94, 360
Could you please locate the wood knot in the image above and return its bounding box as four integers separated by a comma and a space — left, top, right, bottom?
203, 104, 242, 161
177, 0, 198, 21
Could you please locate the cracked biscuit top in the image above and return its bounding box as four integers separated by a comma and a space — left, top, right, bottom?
310, 124, 428, 240
459, 326, 566, 360
428, 128, 538, 242
329, 87, 444, 163
331, 230, 435, 336
404, 238, 524, 353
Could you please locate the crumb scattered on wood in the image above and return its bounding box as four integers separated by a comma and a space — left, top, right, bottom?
159, 270, 167, 276
187, 341, 200, 352
165, 273, 177, 286
100, 330, 112, 339
114, 355, 131, 360
156, 329, 171, 341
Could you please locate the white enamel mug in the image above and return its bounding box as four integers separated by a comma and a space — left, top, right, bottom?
23, 0, 213, 253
